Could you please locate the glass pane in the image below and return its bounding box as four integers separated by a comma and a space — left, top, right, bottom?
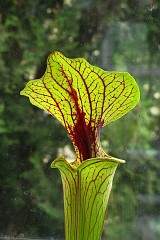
0, 0, 159, 239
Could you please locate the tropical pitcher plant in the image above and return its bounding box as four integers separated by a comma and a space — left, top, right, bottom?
20, 51, 140, 240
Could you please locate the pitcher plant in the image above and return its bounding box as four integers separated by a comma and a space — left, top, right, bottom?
20, 51, 140, 240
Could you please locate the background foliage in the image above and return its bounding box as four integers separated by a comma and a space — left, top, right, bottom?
0, 0, 160, 239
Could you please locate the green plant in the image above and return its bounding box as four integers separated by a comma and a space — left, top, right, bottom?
20, 51, 140, 240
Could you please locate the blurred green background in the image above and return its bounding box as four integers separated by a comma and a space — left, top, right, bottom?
0, 0, 160, 239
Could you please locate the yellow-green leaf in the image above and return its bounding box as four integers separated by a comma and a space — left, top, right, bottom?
20, 51, 140, 164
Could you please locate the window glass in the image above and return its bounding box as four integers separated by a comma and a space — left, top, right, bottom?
0, 0, 159, 239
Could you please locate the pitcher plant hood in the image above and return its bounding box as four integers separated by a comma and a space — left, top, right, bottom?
20, 51, 140, 167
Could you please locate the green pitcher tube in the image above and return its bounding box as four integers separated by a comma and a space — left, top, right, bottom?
51, 156, 125, 240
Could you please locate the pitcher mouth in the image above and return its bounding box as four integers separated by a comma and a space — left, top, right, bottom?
51, 155, 125, 172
